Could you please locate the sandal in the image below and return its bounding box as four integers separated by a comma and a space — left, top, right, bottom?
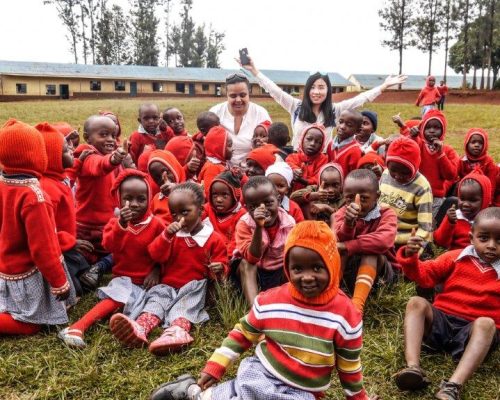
149, 374, 197, 400
58, 327, 86, 349
435, 380, 461, 400
394, 365, 431, 391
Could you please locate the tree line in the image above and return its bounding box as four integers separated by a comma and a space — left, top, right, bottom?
43, 0, 225, 68
379, 0, 499, 89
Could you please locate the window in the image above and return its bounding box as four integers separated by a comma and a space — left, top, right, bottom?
114, 81, 126, 91
152, 82, 163, 92
202, 83, 209, 91
90, 80, 101, 91
46, 84, 56, 95
16, 83, 27, 94
294, 86, 300, 93
175, 83, 185, 93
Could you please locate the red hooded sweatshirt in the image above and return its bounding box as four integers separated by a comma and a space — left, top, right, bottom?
165, 135, 200, 180
415, 76, 441, 106
199, 126, 230, 197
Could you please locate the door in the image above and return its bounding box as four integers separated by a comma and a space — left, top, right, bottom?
130, 81, 137, 97
59, 84, 69, 99
188, 83, 195, 96
215, 84, 221, 96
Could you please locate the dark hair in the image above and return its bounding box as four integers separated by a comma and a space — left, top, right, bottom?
340, 109, 364, 129
170, 182, 205, 207
268, 122, 290, 147
242, 176, 277, 197
138, 103, 159, 117
299, 73, 335, 127
196, 111, 220, 130
225, 72, 249, 85
473, 207, 500, 225
83, 115, 114, 136
460, 178, 482, 191
162, 107, 182, 122
345, 169, 379, 191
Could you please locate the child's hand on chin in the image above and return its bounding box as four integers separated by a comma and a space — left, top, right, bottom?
253, 204, 267, 227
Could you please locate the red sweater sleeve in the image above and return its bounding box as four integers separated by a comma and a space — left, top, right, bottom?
80, 153, 117, 177
148, 231, 175, 263
235, 219, 261, 264
437, 146, 459, 181
285, 153, 302, 170
208, 234, 230, 278
433, 216, 455, 249
129, 131, 145, 164
102, 218, 128, 254
415, 88, 424, 106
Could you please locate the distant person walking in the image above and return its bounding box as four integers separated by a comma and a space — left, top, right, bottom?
437, 80, 449, 110
415, 76, 441, 116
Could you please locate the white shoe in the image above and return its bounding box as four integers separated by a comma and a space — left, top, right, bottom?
58, 327, 86, 349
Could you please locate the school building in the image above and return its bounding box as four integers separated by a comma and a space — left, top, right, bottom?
0, 60, 353, 101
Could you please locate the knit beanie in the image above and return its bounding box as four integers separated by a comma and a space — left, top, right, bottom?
298, 124, 328, 154
357, 152, 385, 169
52, 122, 76, 138
138, 148, 153, 173
361, 110, 378, 132
35, 122, 65, 178
247, 143, 280, 171
0, 119, 47, 177
209, 170, 242, 212
147, 149, 186, 183
265, 161, 293, 187
255, 120, 272, 133
111, 168, 151, 207
458, 170, 492, 210
419, 109, 447, 141
165, 136, 195, 166
205, 126, 228, 161
317, 162, 344, 187
386, 136, 421, 179
464, 128, 488, 161
284, 221, 340, 305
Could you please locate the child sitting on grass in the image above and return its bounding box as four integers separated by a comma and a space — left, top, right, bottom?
394, 207, 500, 400
192, 111, 220, 146
58, 169, 166, 348
150, 221, 378, 400
434, 171, 492, 250
245, 143, 282, 177
356, 110, 385, 156
251, 120, 271, 148
268, 121, 294, 160
163, 107, 188, 138
333, 169, 398, 313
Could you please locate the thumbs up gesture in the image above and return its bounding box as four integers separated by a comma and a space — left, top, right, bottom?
111, 143, 127, 165
254, 203, 267, 227
345, 194, 361, 227
317, 181, 329, 202
166, 216, 186, 235
447, 203, 458, 224
160, 171, 175, 197
187, 152, 201, 173
119, 200, 133, 227
405, 227, 423, 256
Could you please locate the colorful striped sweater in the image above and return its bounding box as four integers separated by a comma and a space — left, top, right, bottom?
202, 284, 368, 399
379, 170, 433, 245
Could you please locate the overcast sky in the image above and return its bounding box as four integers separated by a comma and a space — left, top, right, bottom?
0, 0, 459, 78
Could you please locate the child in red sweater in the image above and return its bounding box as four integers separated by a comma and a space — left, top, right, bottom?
357, 152, 385, 180
58, 169, 166, 348
415, 75, 441, 115
327, 110, 363, 176
0, 119, 73, 335
437, 80, 448, 110
394, 207, 500, 400
165, 136, 202, 181
163, 107, 188, 137
99, 110, 122, 144
434, 171, 492, 250
333, 169, 398, 313
251, 120, 272, 149
193, 111, 220, 146
286, 124, 328, 191
245, 143, 281, 177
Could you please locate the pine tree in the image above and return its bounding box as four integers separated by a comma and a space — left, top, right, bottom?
111, 4, 132, 65
191, 25, 207, 67
442, 0, 459, 81
414, 0, 444, 75
168, 25, 182, 67
95, 1, 113, 64
163, 0, 174, 66
131, 0, 160, 66
79, 1, 89, 64
178, 0, 195, 67
206, 28, 225, 68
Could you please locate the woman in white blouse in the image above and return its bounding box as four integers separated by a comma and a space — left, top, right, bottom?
239, 57, 407, 149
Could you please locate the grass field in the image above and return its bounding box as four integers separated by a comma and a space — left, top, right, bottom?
0, 98, 499, 400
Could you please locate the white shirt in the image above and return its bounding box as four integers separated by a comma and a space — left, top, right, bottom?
210, 101, 271, 165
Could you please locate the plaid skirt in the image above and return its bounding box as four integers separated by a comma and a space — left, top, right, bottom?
98, 277, 209, 326
0, 262, 77, 325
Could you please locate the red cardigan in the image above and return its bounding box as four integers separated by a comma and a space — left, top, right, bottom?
433, 216, 471, 250
0, 176, 68, 289
327, 141, 362, 177
397, 247, 500, 329
286, 152, 328, 191
102, 215, 165, 285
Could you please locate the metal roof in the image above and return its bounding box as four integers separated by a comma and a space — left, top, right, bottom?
348, 73, 481, 89
0, 60, 352, 87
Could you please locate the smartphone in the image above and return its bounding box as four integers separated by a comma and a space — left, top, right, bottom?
239, 48, 250, 65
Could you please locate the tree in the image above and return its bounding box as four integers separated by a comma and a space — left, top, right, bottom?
95, 1, 113, 64
485, 0, 498, 89
178, 0, 195, 67
79, 1, 89, 64
84, 0, 98, 64
95, 2, 131, 65
442, 0, 459, 80
163, 0, 174, 66
130, 0, 160, 66
206, 28, 225, 68
167, 25, 182, 66
110, 4, 132, 65
191, 25, 207, 67
414, 0, 444, 75
379, 0, 416, 89
455, 0, 476, 89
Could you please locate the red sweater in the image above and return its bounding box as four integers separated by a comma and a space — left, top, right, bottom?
415, 86, 441, 106
398, 247, 500, 329
0, 176, 68, 289
334, 205, 400, 269
150, 192, 172, 223
148, 225, 228, 289
199, 161, 227, 198
40, 176, 77, 252
458, 156, 497, 198
102, 215, 165, 285
327, 141, 362, 177
129, 129, 171, 164
286, 198, 305, 223
286, 152, 328, 191
433, 216, 471, 250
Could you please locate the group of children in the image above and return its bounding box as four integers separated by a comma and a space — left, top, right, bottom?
0, 99, 498, 400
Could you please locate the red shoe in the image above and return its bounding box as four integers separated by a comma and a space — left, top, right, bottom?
109, 313, 148, 348
148, 325, 194, 356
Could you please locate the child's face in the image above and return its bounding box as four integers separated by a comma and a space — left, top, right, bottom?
210, 181, 235, 214
61, 140, 74, 169
359, 116, 374, 140
84, 117, 117, 154
120, 178, 149, 223
440, 80, 445, 85
423, 119, 443, 142
66, 131, 80, 148
302, 128, 324, 156
267, 173, 289, 202
198, 117, 218, 135
387, 161, 413, 185
428, 77, 436, 86
252, 126, 268, 149
343, 177, 379, 218
244, 183, 279, 227
467, 134, 484, 157
308, 78, 328, 105
288, 246, 329, 298
168, 191, 202, 234
225, 136, 233, 160
459, 181, 483, 220
320, 168, 342, 200
336, 111, 361, 141
164, 108, 185, 134
470, 217, 500, 264
148, 161, 175, 187
138, 105, 161, 134
246, 159, 265, 177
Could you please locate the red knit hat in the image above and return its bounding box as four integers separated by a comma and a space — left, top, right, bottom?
53, 122, 76, 138
247, 143, 280, 171
255, 120, 272, 133
147, 149, 186, 183
137, 148, 153, 173
165, 136, 195, 166
205, 126, 228, 161
284, 221, 340, 305
298, 124, 329, 154
209, 170, 242, 212
386, 136, 421, 179
35, 122, 66, 179
99, 110, 122, 139
458, 169, 492, 210
357, 152, 385, 169
419, 109, 447, 141
317, 162, 344, 187
111, 168, 151, 207
0, 119, 47, 177
464, 128, 488, 161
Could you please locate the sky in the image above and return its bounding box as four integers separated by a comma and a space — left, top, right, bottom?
0, 0, 459, 78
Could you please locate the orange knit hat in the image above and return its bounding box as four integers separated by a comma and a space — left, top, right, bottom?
0, 119, 47, 177
36, 122, 65, 179
284, 221, 340, 305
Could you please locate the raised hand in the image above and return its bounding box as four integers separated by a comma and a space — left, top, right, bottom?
78, 149, 95, 161
432, 138, 443, 153
405, 227, 423, 256
160, 171, 175, 197
317, 181, 329, 202
383, 74, 408, 89
111, 146, 127, 165
235, 55, 258, 76
187, 153, 201, 173
253, 203, 267, 227
166, 217, 185, 235
392, 112, 404, 127
345, 194, 361, 227
447, 204, 457, 224
119, 200, 133, 227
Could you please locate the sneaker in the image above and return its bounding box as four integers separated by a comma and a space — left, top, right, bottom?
109, 313, 148, 348
148, 326, 194, 356
435, 380, 462, 400
149, 374, 197, 400
58, 327, 86, 349
394, 365, 431, 391
79, 265, 102, 292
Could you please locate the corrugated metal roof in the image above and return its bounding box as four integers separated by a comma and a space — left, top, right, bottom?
348, 73, 483, 89
0, 60, 352, 87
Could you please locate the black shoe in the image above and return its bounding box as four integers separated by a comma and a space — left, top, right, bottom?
79, 265, 102, 292
150, 374, 197, 400
435, 380, 461, 400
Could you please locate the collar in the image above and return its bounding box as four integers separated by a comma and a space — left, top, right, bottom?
137, 124, 159, 136
281, 195, 290, 212
332, 135, 355, 150
206, 156, 223, 165
362, 204, 381, 222
176, 222, 213, 247
456, 209, 472, 223
457, 245, 500, 279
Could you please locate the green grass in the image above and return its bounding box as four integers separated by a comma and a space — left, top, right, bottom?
0, 98, 499, 399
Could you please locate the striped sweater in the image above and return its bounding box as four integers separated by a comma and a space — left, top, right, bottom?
379, 170, 433, 245
202, 284, 368, 399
